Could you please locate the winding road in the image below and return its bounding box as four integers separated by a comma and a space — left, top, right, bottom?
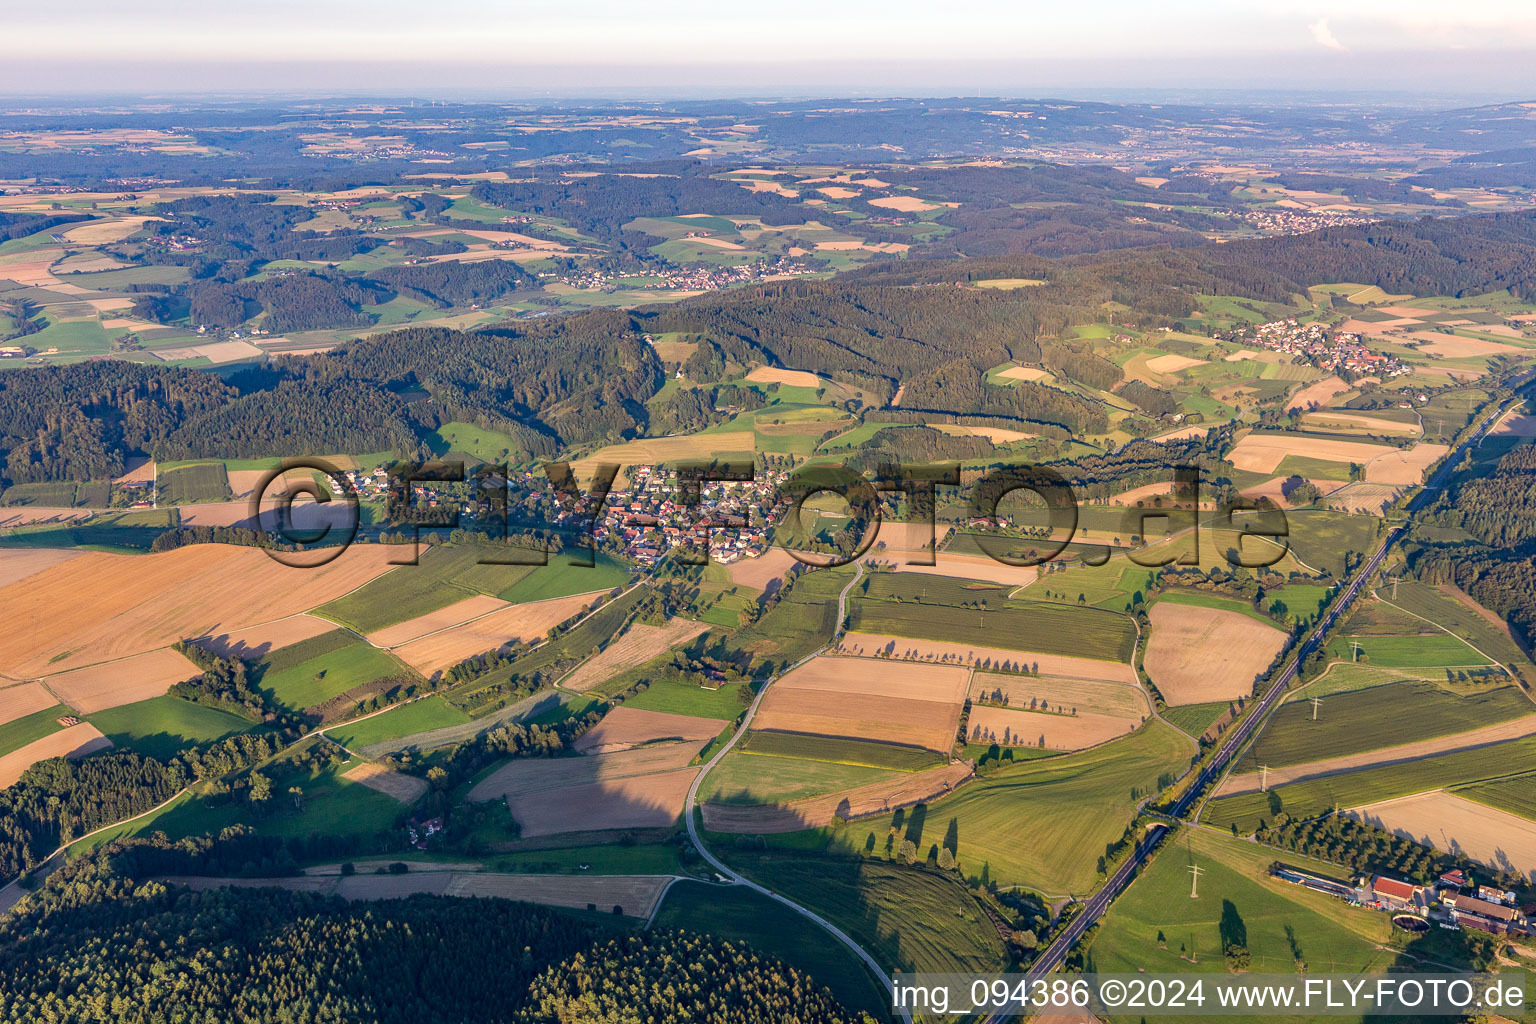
680, 561, 917, 1020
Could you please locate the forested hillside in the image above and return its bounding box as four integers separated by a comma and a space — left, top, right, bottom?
5, 210, 1536, 486
0, 837, 864, 1024
1412, 441, 1536, 649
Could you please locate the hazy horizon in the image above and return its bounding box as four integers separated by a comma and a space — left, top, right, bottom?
5, 0, 1536, 99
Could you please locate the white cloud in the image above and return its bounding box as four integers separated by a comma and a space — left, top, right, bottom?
1309, 17, 1348, 50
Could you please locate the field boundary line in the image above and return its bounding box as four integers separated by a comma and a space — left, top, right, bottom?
1215, 711, 1536, 797
1369, 585, 1524, 696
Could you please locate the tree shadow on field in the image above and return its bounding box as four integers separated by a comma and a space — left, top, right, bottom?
902, 802, 927, 846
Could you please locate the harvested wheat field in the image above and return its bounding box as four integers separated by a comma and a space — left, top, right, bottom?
725, 547, 799, 590
60, 215, 157, 245
1106, 481, 1217, 509
1226, 433, 1392, 474
512, 771, 697, 837
112, 457, 155, 485
838, 632, 1137, 684
1285, 375, 1351, 412
0, 548, 80, 589
0, 723, 111, 788
336, 873, 452, 898
225, 468, 293, 500
970, 671, 1150, 719
44, 647, 202, 713
888, 553, 1038, 588
995, 365, 1050, 383
569, 431, 755, 482
0, 507, 93, 528
163, 875, 337, 894
0, 544, 401, 677
390, 592, 602, 677
0, 681, 57, 726
865, 523, 1038, 586
343, 762, 428, 804
0, 250, 64, 288
1150, 425, 1214, 444
444, 872, 673, 917
1364, 443, 1448, 485
1219, 714, 1536, 797
703, 761, 973, 833
1240, 475, 1346, 508
1145, 353, 1206, 374
1302, 412, 1420, 437
152, 340, 265, 365
171, 500, 301, 529
933, 423, 1034, 443
1490, 412, 1536, 438
1144, 602, 1287, 705
469, 742, 701, 802
1325, 482, 1403, 514
753, 656, 966, 752
195, 614, 337, 660
867, 195, 941, 212
1347, 791, 1536, 879
744, 365, 823, 388
967, 705, 1134, 751
562, 618, 710, 691
574, 707, 721, 754
365, 594, 511, 648
1407, 332, 1525, 359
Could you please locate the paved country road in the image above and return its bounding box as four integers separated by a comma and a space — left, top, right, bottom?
680, 561, 918, 1020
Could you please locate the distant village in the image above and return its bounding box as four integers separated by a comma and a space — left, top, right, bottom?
553, 254, 816, 294
1243, 208, 1378, 235
590, 465, 779, 565
1244, 318, 1411, 378
340, 463, 782, 566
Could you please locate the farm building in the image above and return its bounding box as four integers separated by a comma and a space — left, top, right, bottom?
1368, 875, 1422, 911
1270, 863, 1359, 902
1446, 893, 1527, 936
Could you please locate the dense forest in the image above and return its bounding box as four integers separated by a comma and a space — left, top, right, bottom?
0, 835, 865, 1024
0, 732, 281, 878
1410, 438, 1536, 650
0, 210, 91, 242
472, 170, 812, 241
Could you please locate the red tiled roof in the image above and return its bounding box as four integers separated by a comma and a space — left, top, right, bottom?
1372, 876, 1418, 901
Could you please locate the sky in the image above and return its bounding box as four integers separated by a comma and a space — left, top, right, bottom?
5, 0, 1536, 98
